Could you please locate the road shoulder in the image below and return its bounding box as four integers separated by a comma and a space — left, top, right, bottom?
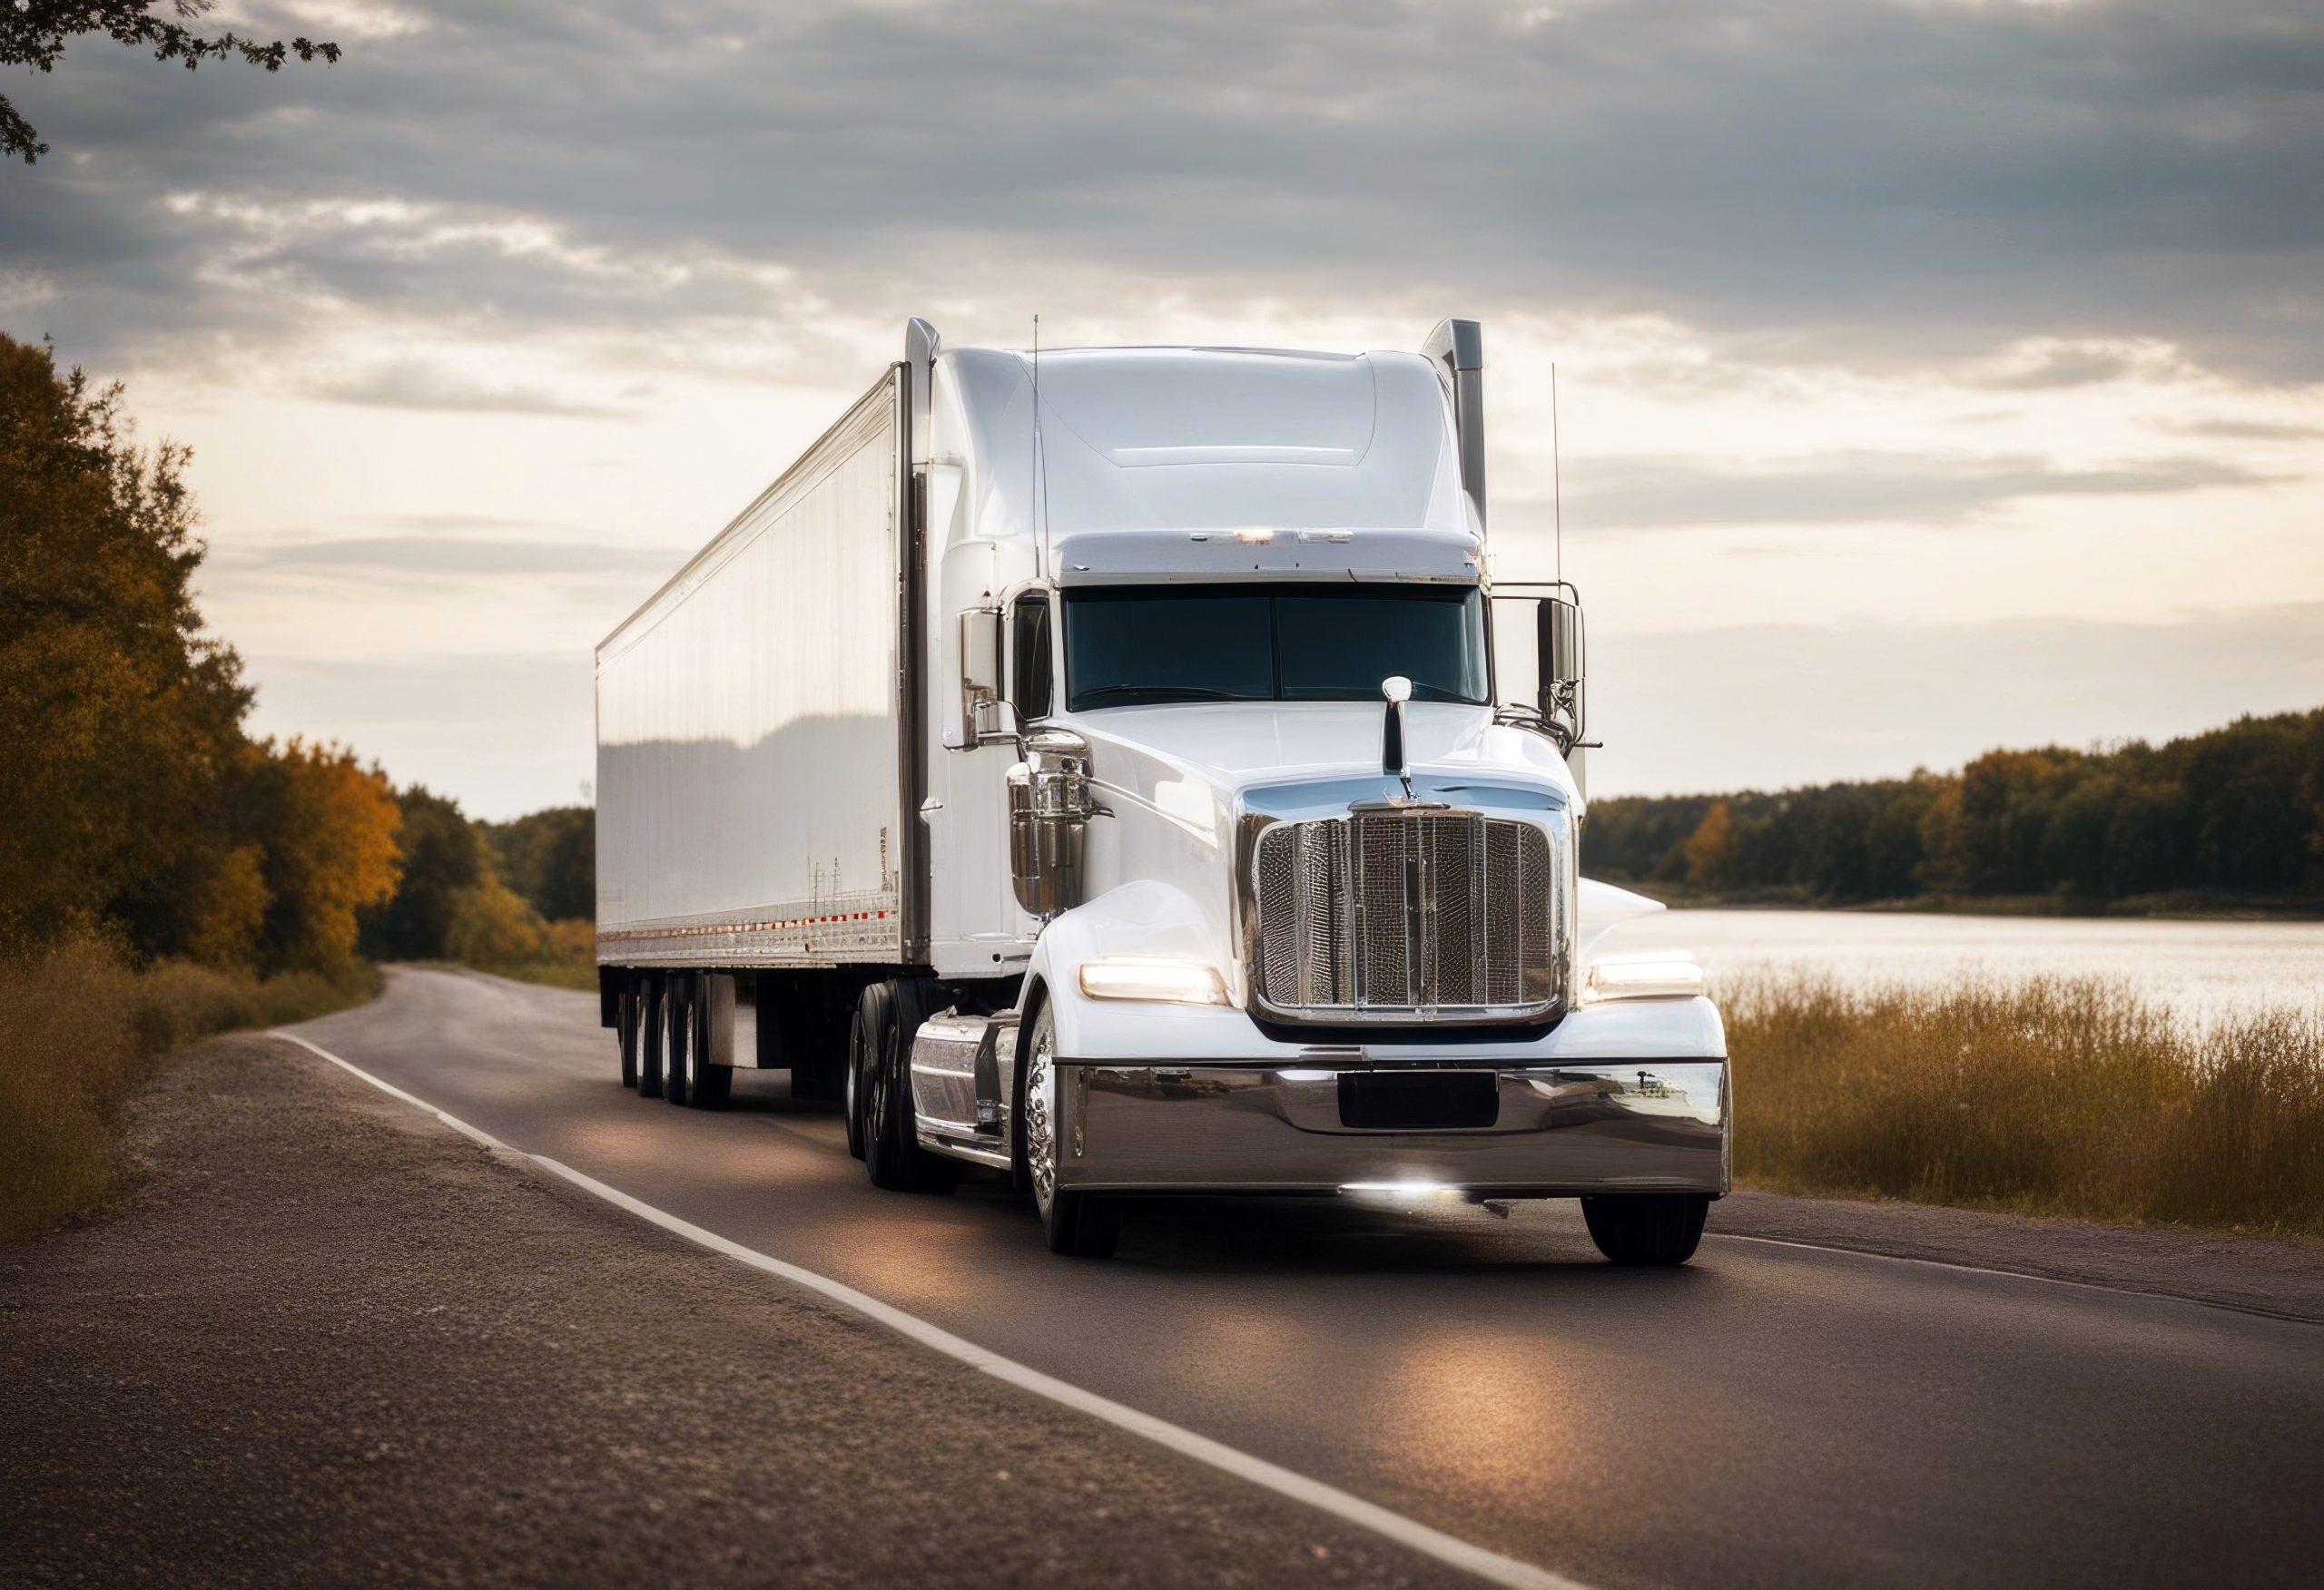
1711, 1188, 2324, 1322
0, 1034, 1472, 1589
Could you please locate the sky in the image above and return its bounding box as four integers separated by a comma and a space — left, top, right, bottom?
3, 0, 2319, 818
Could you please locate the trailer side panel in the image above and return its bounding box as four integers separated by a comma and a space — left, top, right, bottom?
596, 371, 906, 967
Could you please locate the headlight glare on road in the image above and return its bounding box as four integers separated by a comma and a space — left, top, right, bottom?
1078, 957, 1233, 1006
1581, 953, 1705, 1004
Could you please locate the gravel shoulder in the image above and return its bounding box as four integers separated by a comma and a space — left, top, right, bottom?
0, 1035, 1472, 1589
1712, 1188, 2324, 1323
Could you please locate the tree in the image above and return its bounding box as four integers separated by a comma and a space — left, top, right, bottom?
3, 1, 340, 164
0, 334, 251, 953
249, 739, 402, 972
1682, 800, 1735, 890
360, 786, 486, 961
481, 806, 596, 923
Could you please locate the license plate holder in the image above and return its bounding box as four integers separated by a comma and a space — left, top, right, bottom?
1337, 1070, 1500, 1131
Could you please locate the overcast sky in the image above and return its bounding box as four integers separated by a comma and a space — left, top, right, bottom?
5, 0, 2319, 816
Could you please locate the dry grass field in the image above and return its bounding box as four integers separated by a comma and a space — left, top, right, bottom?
0, 938, 378, 1242
1728, 975, 2324, 1238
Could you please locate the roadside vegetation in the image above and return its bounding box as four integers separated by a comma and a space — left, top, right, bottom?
0, 935, 377, 1241
1591, 708, 2324, 915
1729, 975, 2324, 1239
0, 334, 590, 1239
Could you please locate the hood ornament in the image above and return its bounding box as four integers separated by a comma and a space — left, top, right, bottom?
1380, 675, 1415, 801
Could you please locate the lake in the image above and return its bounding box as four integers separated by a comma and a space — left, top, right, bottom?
1601, 907, 2324, 1027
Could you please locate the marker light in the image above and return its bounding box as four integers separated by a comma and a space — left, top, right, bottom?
1581, 954, 1706, 1004
1234, 527, 1275, 545
1078, 957, 1233, 1006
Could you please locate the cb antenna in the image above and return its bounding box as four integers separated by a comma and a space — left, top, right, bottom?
1551, 362, 1563, 585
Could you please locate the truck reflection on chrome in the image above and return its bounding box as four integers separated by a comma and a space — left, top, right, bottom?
591, 315, 1730, 1265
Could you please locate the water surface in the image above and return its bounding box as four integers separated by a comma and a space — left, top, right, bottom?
1603, 908, 2324, 1027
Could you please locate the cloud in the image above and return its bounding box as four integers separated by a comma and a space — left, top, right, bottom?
255, 533, 680, 576
310, 359, 631, 416
1557, 449, 2282, 528
3, 0, 2319, 379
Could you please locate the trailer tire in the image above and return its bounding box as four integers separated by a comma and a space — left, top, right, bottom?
616, 982, 639, 1091
862, 978, 958, 1194
1024, 1002, 1119, 1258
664, 978, 694, 1108
1581, 1193, 1709, 1266
689, 978, 733, 1111
637, 977, 665, 1100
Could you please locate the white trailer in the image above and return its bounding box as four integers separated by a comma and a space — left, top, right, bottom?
597, 318, 1728, 1261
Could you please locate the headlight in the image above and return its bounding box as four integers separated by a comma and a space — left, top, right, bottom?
1581, 953, 1704, 1004
1078, 957, 1233, 1006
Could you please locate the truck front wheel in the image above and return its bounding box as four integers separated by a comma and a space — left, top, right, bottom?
859, 979, 958, 1194
1023, 1003, 1120, 1259
1581, 1194, 1709, 1266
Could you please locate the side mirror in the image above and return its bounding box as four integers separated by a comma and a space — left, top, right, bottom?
959, 608, 1003, 745
1533, 595, 1587, 752
1540, 596, 1585, 688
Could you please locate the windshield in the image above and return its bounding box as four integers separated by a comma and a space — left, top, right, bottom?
1063, 584, 1489, 711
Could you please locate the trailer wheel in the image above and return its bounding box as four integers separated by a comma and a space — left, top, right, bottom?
664, 977, 694, 1107
616, 982, 639, 1090
861, 979, 958, 1194
637, 976, 665, 1100
689, 977, 732, 1111
1581, 1194, 1709, 1266
1024, 1002, 1119, 1258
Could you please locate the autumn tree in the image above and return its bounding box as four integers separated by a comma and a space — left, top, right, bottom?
0, 334, 251, 953
360, 786, 486, 961
2, 1, 340, 164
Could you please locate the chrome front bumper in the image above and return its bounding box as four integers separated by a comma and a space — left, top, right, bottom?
1049, 1060, 1730, 1197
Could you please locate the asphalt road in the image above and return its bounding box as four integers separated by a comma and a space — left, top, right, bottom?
292, 969, 2324, 1590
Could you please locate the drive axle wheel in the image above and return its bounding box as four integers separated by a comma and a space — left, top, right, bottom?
858, 979, 957, 1194
1023, 1002, 1119, 1259
1581, 1193, 1709, 1266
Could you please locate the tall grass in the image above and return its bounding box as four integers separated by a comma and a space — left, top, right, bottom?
1728, 976, 2324, 1238
0, 937, 379, 1242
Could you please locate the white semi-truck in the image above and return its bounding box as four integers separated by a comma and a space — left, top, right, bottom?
596, 318, 1728, 1261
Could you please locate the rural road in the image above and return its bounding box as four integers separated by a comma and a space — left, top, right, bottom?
291, 968, 2324, 1590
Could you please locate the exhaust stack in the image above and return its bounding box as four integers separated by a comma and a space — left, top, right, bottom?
1422, 318, 1484, 533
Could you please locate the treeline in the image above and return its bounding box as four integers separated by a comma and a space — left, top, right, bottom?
1590, 708, 2324, 908
1, 330, 593, 982
360, 793, 595, 979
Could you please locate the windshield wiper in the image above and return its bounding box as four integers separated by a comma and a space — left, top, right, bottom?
1075, 684, 1264, 705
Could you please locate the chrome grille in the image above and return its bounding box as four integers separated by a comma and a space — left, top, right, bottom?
1253, 810, 1563, 1020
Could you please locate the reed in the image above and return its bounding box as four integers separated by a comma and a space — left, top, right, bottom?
1727, 974, 2324, 1237
0, 937, 379, 1242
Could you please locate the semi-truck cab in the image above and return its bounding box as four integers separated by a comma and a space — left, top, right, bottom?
596, 317, 1728, 1261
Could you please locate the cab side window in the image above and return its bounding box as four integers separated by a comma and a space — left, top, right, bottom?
1010, 594, 1052, 721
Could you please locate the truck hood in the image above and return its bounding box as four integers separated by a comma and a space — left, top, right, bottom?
1063, 700, 1576, 821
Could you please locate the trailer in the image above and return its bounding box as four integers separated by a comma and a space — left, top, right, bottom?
597, 318, 1728, 1261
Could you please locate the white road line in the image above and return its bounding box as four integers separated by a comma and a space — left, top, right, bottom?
1709, 1231, 2320, 1326
268, 1030, 1590, 1590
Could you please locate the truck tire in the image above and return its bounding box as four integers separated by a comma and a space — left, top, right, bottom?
689, 977, 733, 1111
616, 982, 639, 1091
861, 978, 958, 1194
664, 978, 694, 1107
1023, 1002, 1119, 1258
1581, 1193, 1709, 1266
637, 977, 665, 1100
843, 983, 880, 1160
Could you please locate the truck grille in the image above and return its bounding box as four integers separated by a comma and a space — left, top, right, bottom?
1252, 810, 1563, 1021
